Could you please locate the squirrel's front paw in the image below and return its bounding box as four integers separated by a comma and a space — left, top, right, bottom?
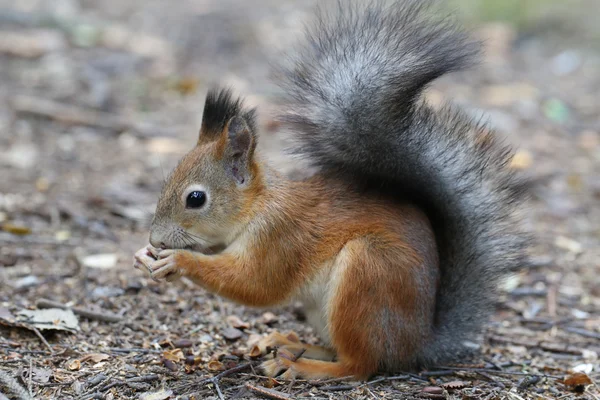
133, 245, 159, 274
149, 249, 183, 282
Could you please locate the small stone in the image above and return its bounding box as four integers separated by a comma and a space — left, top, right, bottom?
82, 254, 118, 269
172, 339, 194, 348
421, 386, 443, 395
222, 327, 243, 341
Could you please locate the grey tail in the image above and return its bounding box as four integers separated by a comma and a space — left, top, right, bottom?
275, 0, 528, 366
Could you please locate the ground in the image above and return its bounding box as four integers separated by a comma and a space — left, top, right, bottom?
0, 1, 599, 399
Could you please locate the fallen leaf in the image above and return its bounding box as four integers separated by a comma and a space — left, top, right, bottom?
421, 386, 443, 395
1, 223, 31, 235
563, 372, 592, 393
162, 348, 184, 363
67, 359, 81, 371
80, 353, 111, 363
249, 345, 262, 359
207, 360, 224, 372
16, 308, 79, 332
139, 389, 174, 400
226, 315, 250, 330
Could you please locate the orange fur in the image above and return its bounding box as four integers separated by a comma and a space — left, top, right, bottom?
148, 116, 439, 380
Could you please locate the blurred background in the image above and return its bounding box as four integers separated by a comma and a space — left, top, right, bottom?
0, 0, 599, 398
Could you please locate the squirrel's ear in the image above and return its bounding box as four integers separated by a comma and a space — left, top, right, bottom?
222, 116, 257, 185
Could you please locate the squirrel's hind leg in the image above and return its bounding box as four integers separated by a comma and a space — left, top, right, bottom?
261, 350, 365, 380
252, 331, 336, 361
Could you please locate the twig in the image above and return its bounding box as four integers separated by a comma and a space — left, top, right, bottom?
564, 327, 600, 340
437, 366, 562, 379
11, 95, 166, 137
28, 358, 32, 397
320, 384, 357, 391
198, 362, 258, 385
108, 347, 161, 354
244, 383, 291, 399
97, 374, 159, 392
213, 380, 225, 400
30, 326, 53, 354
363, 374, 411, 386
194, 362, 258, 399
420, 370, 455, 377
36, 299, 122, 323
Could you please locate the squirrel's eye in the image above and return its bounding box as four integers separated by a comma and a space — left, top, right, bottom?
186, 191, 206, 209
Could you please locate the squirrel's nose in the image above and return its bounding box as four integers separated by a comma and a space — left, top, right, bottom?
149, 232, 167, 249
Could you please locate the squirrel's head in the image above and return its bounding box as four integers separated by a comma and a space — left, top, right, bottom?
149, 88, 261, 253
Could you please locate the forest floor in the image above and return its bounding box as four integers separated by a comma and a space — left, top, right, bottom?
1, 0, 599, 399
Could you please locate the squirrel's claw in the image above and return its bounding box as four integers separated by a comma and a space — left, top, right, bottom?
260, 348, 297, 379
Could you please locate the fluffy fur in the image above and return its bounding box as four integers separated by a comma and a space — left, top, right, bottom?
141, 0, 528, 379
276, 0, 528, 365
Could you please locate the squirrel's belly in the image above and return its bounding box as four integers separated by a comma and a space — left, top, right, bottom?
294, 261, 336, 346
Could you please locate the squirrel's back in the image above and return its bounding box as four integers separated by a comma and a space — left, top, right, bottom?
275, 0, 528, 365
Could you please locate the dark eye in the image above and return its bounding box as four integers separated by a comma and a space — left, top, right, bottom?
186, 191, 206, 209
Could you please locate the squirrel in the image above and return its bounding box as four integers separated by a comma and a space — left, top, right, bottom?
133, 1, 527, 380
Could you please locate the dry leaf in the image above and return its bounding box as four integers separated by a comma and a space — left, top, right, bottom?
140, 389, 173, 400
563, 372, 592, 393
226, 315, 250, 330
16, 308, 79, 332
162, 348, 184, 363
81, 353, 110, 363
249, 345, 262, 359
1, 223, 31, 235
207, 360, 225, 371
67, 359, 81, 371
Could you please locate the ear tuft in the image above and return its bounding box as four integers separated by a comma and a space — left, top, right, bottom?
198, 87, 257, 144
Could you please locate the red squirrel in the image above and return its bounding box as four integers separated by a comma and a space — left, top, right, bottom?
133, 1, 527, 380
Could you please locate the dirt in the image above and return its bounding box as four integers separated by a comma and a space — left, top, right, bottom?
0, 1, 599, 399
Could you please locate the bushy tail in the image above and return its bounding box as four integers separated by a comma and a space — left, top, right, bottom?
276, 0, 528, 365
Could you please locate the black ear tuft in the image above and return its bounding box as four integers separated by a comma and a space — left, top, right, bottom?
198, 87, 257, 143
